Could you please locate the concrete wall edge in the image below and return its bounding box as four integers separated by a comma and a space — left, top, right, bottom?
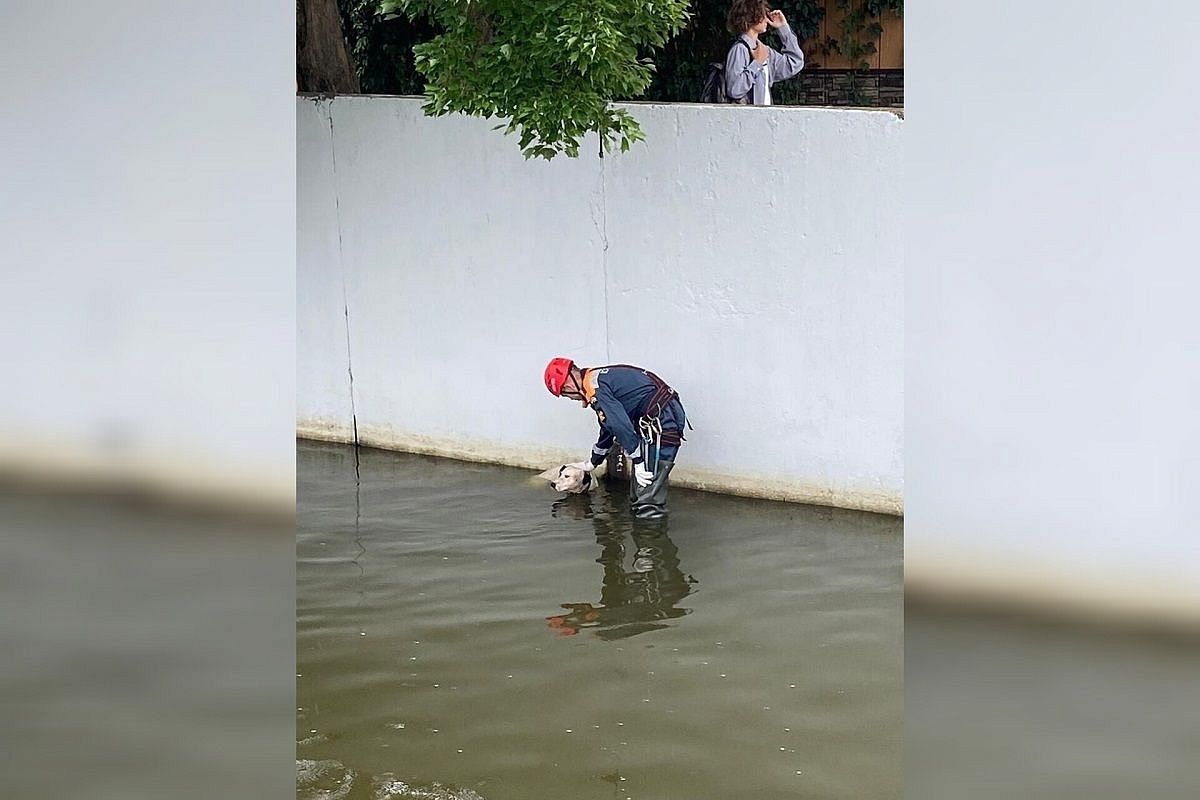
297, 93, 904, 119
297, 423, 902, 517
295, 420, 356, 445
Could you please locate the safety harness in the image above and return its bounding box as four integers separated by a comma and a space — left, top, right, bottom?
599, 364, 694, 473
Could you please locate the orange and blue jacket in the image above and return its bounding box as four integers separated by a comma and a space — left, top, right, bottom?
582, 365, 687, 465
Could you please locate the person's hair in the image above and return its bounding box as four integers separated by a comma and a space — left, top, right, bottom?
727, 0, 770, 34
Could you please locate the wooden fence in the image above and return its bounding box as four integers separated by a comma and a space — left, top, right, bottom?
798, 2, 903, 70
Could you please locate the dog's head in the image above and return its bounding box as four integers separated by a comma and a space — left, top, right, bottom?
552, 464, 593, 494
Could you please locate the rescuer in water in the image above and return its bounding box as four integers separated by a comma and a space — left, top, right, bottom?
543, 358, 690, 520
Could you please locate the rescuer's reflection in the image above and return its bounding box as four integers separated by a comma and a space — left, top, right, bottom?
548, 492, 698, 639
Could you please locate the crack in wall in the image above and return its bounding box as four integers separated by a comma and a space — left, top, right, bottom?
327, 100, 359, 446
599, 147, 611, 363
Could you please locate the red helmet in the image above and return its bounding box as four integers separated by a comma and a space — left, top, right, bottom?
544, 357, 575, 396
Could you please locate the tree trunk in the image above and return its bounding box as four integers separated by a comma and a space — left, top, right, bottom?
297, 0, 360, 94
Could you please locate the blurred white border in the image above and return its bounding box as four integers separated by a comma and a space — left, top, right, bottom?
1, 2, 295, 516
905, 1, 1200, 627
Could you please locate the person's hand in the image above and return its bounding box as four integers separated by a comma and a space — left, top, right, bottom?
633, 460, 654, 489
766, 9, 787, 29
753, 41, 769, 64
567, 461, 595, 472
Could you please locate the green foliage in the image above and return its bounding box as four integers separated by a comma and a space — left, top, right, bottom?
339, 0, 435, 94
387, 0, 690, 159
865, 0, 902, 17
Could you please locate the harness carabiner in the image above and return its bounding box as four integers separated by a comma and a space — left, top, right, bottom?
639, 416, 664, 474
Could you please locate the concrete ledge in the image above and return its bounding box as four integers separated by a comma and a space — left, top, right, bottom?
298, 423, 902, 517
669, 468, 901, 516
299, 93, 904, 118
295, 419, 356, 446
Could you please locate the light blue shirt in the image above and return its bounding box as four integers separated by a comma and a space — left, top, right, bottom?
724, 25, 805, 105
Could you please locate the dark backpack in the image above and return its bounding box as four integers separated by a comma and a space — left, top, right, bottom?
700, 39, 753, 104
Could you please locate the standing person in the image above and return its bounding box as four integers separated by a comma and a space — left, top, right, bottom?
724, 2, 805, 105
544, 358, 689, 520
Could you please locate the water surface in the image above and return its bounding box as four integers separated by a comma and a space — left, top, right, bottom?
297, 441, 902, 799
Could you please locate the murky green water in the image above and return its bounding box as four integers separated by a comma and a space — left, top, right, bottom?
297, 441, 902, 799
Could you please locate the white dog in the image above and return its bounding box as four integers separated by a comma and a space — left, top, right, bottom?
537, 463, 594, 494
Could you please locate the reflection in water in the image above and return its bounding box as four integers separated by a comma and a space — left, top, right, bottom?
547, 492, 698, 640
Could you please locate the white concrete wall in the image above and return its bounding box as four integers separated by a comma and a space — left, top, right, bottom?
298, 96, 903, 514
